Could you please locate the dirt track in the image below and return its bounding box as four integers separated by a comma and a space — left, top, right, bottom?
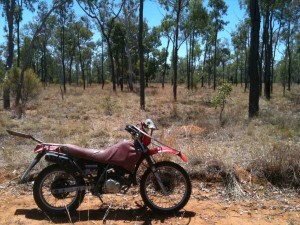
1, 172, 300, 225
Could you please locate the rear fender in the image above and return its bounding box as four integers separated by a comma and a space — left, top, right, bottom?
34, 144, 61, 153
148, 147, 188, 162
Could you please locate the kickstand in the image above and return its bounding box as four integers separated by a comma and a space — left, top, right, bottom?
98, 195, 104, 203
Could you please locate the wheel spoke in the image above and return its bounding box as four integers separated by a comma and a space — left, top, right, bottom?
140, 162, 191, 212
33, 165, 85, 215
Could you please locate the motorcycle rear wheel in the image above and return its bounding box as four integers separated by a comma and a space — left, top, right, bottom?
33, 164, 85, 215
140, 161, 191, 213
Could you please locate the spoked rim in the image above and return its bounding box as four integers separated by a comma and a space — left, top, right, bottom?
143, 164, 190, 211
38, 170, 79, 210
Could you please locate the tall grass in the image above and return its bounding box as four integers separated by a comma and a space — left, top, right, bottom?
0, 83, 299, 189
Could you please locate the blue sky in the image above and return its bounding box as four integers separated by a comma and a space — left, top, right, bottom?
0, 0, 246, 57
144, 0, 246, 41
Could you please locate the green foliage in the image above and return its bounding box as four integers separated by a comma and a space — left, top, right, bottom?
5, 68, 41, 105
212, 80, 232, 124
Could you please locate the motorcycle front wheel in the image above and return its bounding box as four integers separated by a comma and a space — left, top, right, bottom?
140, 161, 191, 213
33, 164, 85, 215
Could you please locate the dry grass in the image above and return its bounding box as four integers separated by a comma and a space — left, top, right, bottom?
0, 83, 299, 190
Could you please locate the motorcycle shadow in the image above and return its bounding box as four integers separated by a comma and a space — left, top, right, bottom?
15, 206, 196, 224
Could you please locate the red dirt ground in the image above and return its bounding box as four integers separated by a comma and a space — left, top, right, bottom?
0, 170, 300, 225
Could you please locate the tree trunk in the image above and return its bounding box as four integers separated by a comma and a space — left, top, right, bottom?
3, 0, 16, 109
259, 17, 264, 96
61, 22, 66, 93
101, 39, 105, 89
139, 0, 145, 110
107, 41, 116, 91
162, 38, 170, 89
287, 20, 292, 91
202, 40, 208, 88
213, 30, 218, 91
264, 3, 271, 100
191, 31, 195, 89
186, 36, 190, 89
244, 34, 249, 92
123, 5, 134, 91
42, 41, 47, 86
173, 0, 182, 101
235, 54, 239, 86
269, 11, 274, 93
68, 55, 74, 85
17, 19, 21, 67
248, 0, 260, 118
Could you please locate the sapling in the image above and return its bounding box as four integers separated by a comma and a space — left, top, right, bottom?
212, 80, 232, 125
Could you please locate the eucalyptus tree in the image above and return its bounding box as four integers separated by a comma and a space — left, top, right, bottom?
144, 26, 162, 86
15, 0, 37, 67
219, 44, 230, 82
24, 14, 57, 86
93, 40, 107, 87
64, 11, 77, 85
1, 0, 15, 70
1, 0, 39, 108
110, 19, 126, 90
231, 19, 250, 88
159, 0, 190, 101
73, 17, 94, 89
280, 0, 300, 91
1, 0, 16, 108
260, 0, 274, 99
42, 16, 57, 85
201, 24, 214, 87
54, 1, 73, 92
77, 0, 125, 92
84, 41, 96, 85
16, 0, 72, 105
185, 0, 208, 90
248, 0, 260, 118
270, 0, 285, 92
138, 0, 145, 110
208, 0, 228, 91
231, 30, 242, 86
122, 0, 138, 91
159, 15, 173, 88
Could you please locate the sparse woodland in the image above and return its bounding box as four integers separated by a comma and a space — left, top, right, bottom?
0, 0, 300, 224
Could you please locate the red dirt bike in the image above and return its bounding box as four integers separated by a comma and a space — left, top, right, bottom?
7, 119, 191, 215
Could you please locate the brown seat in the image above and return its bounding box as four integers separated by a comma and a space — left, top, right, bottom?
61, 140, 141, 172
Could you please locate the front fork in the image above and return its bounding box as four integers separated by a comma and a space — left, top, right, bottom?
19, 152, 45, 184
137, 140, 168, 195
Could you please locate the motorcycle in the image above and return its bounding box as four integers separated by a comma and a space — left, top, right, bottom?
7, 119, 191, 215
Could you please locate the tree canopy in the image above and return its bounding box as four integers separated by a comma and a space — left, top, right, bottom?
0, 0, 299, 116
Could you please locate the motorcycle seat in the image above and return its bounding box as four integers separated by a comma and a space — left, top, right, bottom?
60, 140, 141, 172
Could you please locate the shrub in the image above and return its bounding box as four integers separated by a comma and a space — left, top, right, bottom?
212, 80, 232, 125
7, 68, 41, 106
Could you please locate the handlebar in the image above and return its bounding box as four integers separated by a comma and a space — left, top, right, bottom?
125, 124, 140, 136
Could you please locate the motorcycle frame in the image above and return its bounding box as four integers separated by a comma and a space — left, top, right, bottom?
8, 128, 187, 190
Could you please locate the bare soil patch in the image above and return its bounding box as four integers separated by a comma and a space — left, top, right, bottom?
0, 170, 300, 225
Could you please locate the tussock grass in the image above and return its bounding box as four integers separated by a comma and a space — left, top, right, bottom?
0, 83, 299, 192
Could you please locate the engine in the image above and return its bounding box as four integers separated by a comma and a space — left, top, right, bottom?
103, 179, 121, 193
102, 167, 126, 194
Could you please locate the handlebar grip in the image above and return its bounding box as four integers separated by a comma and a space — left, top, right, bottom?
125, 125, 140, 135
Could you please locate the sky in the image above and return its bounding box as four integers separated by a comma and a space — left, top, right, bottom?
144, 0, 246, 42
0, 0, 246, 58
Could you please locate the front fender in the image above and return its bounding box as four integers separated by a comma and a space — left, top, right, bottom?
148, 147, 188, 162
